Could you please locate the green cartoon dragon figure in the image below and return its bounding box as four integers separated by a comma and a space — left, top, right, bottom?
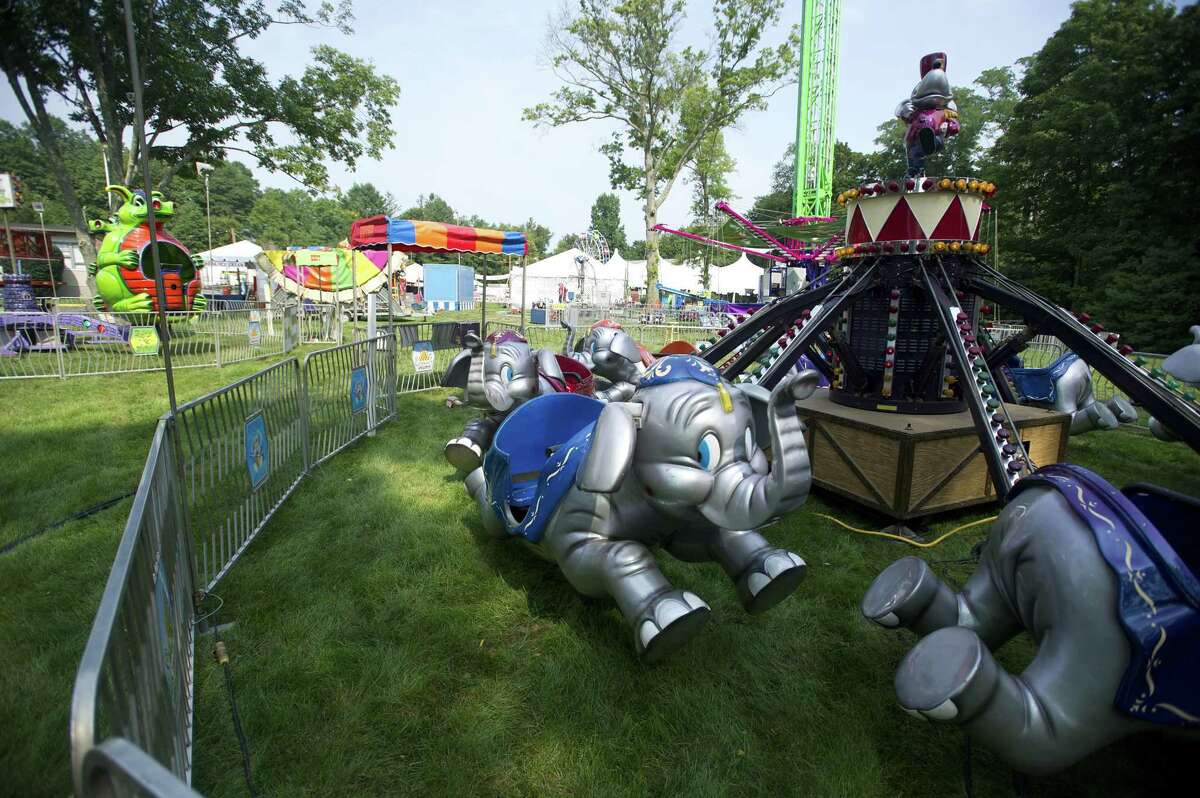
87, 185, 207, 313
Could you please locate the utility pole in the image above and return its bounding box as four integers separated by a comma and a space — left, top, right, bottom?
33, 202, 58, 303
123, 0, 178, 413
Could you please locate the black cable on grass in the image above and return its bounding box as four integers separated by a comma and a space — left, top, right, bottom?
963, 735, 974, 798
0, 491, 135, 555
210, 605, 261, 798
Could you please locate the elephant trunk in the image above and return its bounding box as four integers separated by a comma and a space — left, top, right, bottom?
705, 375, 813, 530
561, 320, 576, 355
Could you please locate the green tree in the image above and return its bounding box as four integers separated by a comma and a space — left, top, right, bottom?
167, 161, 261, 252
248, 188, 350, 249
401, 193, 457, 224
588, 193, 627, 254
341, 183, 397, 219
992, 0, 1199, 351
687, 130, 736, 288
0, 0, 399, 260
524, 0, 801, 301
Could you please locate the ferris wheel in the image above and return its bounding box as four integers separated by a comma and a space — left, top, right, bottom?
575, 230, 611, 263
570, 230, 611, 303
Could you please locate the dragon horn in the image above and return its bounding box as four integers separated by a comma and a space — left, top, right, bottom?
105, 185, 133, 201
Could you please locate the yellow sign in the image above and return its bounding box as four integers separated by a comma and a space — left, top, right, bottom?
130, 326, 161, 356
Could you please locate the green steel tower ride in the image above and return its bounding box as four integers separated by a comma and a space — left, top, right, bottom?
793, 0, 843, 218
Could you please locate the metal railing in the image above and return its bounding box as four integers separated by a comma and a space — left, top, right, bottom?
390, 320, 478, 394
174, 358, 308, 592
485, 320, 717, 356
71, 333, 400, 797
305, 334, 396, 466
71, 420, 196, 796
0, 307, 294, 380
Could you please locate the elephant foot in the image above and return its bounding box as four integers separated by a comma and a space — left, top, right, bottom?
861, 556, 958, 634
894, 626, 997, 723
1106, 396, 1137, 424
444, 437, 482, 473
636, 590, 710, 664
736, 549, 806, 615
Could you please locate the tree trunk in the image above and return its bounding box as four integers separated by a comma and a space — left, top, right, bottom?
643, 149, 660, 305
6, 71, 98, 267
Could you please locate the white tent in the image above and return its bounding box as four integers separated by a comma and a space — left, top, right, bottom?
196, 240, 263, 287
710, 254, 768, 296
509, 247, 628, 307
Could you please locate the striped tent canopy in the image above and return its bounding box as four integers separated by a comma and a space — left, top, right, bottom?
349, 215, 527, 256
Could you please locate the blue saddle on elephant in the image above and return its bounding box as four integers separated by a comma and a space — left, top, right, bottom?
1012, 464, 1200, 728
483, 393, 605, 543
1007, 351, 1079, 403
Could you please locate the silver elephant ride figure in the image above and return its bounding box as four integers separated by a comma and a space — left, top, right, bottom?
441, 329, 593, 473
1007, 350, 1137, 433
1149, 324, 1200, 441
862, 463, 1200, 774
462, 355, 816, 662
563, 319, 656, 402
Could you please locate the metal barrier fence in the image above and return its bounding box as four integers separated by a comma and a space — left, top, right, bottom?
391, 320, 478, 394
174, 358, 308, 592
0, 307, 293, 380
71, 333, 400, 797
485, 320, 716, 356
70, 420, 196, 796
305, 334, 396, 466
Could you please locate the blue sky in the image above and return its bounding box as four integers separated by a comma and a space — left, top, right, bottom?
1, 0, 1083, 245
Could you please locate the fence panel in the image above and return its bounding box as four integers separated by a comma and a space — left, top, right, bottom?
304, 334, 396, 466
0, 307, 290, 380
392, 321, 478, 394
81, 738, 202, 798
173, 358, 307, 592
485, 320, 715, 357
70, 420, 196, 796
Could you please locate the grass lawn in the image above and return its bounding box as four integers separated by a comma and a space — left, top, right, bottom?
2, 349, 1197, 796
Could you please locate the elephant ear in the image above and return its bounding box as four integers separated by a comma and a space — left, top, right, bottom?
441, 348, 474, 389
608, 332, 644, 365
738, 383, 774, 448
577, 402, 639, 494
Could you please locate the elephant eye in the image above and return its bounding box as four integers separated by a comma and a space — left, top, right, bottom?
744, 427, 754, 456
501, 364, 514, 382
697, 432, 722, 471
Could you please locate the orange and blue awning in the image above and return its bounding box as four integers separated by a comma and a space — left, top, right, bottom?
349, 215, 527, 256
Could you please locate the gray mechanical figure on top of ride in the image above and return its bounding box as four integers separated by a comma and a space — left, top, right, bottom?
441, 329, 569, 473
562, 319, 653, 402
861, 464, 1200, 774
1149, 324, 1200, 441
463, 355, 815, 661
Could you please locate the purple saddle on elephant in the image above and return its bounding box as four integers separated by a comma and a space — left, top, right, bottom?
1012, 464, 1200, 728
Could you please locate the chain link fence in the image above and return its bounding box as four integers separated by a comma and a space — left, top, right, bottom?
0, 307, 294, 380
70, 333, 398, 797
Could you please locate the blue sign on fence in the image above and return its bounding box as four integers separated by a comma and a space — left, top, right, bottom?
350, 366, 368, 414
244, 411, 270, 490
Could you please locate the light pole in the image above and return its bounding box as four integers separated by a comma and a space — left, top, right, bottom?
195, 161, 214, 286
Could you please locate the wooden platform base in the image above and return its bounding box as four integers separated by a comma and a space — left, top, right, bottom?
796, 389, 1070, 519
